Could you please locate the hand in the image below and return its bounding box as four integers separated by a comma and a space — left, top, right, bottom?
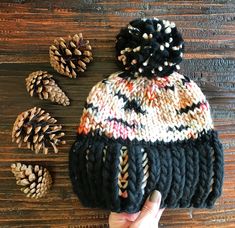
109, 190, 165, 228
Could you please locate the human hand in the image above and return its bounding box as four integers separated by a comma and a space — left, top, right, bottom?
109, 190, 165, 228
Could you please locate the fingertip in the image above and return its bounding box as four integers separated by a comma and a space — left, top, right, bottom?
131, 190, 163, 224
139, 190, 162, 217
149, 190, 162, 203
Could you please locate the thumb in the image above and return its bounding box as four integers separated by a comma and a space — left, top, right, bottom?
136, 190, 162, 221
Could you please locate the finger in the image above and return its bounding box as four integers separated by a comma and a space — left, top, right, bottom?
120, 212, 140, 222
135, 190, 162, 221
109, 212, 140, 228
109, 211, 140, 223
109, 215, 132, 228
109, 212, 130, 227
155, 208, 165, 222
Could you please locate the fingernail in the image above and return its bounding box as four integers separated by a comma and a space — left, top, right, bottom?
149, 190, 161, 202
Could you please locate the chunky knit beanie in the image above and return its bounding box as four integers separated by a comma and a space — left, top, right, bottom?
69, 18, 224, 213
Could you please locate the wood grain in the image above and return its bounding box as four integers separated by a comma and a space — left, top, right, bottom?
0, 0, 235, 227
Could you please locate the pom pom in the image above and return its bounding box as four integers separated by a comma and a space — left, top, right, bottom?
116, 18, 184, 78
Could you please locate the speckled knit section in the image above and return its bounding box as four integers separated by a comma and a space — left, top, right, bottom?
78, 72, 213, 142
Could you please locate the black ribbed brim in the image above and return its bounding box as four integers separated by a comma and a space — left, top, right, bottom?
69, 130, 224, 213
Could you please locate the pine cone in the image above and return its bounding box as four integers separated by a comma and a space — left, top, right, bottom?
12, 107, 66, 154
25, 71, 70, 106
11, 163, 52, 199
49, 33, 93, 78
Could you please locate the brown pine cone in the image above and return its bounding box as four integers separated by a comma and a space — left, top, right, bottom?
25, 71, 70, 106
11, 163, 52, 199
12, 107, 66, 154
49, 33, 93, 78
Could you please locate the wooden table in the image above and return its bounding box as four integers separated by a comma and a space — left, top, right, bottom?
0, 0, 234, 227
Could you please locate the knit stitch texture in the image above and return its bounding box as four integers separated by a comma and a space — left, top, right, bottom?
69, 18, 224, 213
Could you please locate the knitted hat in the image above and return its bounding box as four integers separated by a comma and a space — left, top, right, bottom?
69, 18, 224, 213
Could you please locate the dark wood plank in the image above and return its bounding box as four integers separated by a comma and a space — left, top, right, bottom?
0, 0, 235, 227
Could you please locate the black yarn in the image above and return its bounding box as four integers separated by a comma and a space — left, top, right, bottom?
69, 141, 84, 200
70, 138, 92, 207
191, 136, 214, 208
84, 102, 98, 112
177, 101, 205, 115
165, 85, 175, 91
115, 91, 146, 115
102, 143, 113, 209
165, 143, 185, 208
135, 146, 146, 205
127, 146, 144, 212
167, 125, 189, 132
181, 76, 191, 85
201, 139, 215, 207
142, 146, 161, 201
93, 140, 106, 206
87, 140, 108, 207
115, 91, 129, 101
152, 143, 173, 208
69, 129, 224, 213
206, 131, 224, 208
115, 18, 184, 78
124, 99, 146, 114
110, 143, 122, 211
179, 141, 199, 207
107, 117, 138, 129
125, 145, 138, 212
86, 144, 97, 203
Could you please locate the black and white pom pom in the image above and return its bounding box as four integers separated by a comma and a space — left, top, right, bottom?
116, 18, 184, 78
